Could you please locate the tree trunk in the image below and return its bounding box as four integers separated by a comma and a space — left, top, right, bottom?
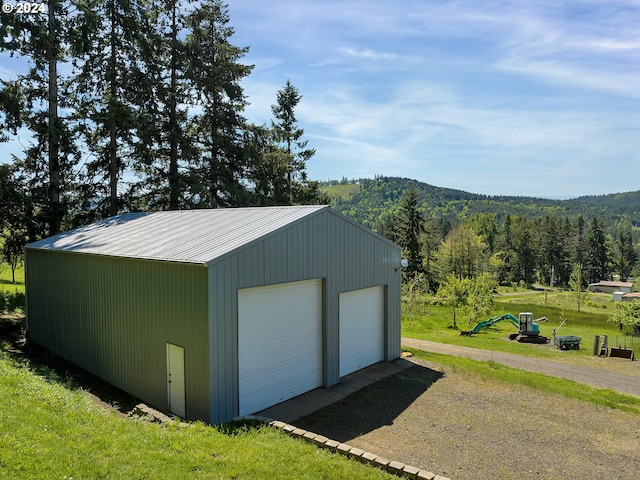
48, 0, 61, 235
109, 2, 118, 216
168, 4, 179, 210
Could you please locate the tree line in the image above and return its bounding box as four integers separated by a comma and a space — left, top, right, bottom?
393, 189, 639, 292
0, 0, 321, 259
328, 176, 640, 234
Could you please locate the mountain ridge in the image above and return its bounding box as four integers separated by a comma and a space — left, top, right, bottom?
321, 176, 640, 231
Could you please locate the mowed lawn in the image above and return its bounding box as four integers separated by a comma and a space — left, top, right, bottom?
1, 261, 393, 479
0, 263, 24, 294
0, 350, 395, 480
402, 289, 640, 359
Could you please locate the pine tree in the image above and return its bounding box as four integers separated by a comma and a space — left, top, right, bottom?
128, 0, 193, 210
585, 217, 610, 283
511, 216, 536, 286
571, 214, 586, 266
68, 0, 152, 217
396, 188, 425, 279
183, 0, 253, 208
537, 215, 563, 286
269, 80, 316, 204
1, 1, 79, 236
616, 231, 637, 281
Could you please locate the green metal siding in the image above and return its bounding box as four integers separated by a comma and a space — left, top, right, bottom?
26, 250, 210, 422
25, 207, 400, 426
208, 209, 401, 423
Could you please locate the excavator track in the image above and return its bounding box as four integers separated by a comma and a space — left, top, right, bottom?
515, 334, 549, 344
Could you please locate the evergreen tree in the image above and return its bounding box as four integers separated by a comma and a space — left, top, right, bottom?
420, 214, 440, 289
585, 217, 610, 283
184, 0, 253, 208
69, 0, 152, 217
511, 216, 536, 286
268, 80, 316, 204
616, 230, 637, 281
571, 214, 586, 266
493, 213, 515, 285
467, 213, 498, 253
1, 1, 79, 236
537, 215, 564, 286
396, 188, 425, 279
244, 123, 290, 205
556, 217, 573, 285
127, 0, 193, 210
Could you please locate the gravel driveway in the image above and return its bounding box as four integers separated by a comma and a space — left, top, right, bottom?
294, 339, 640, 480
401, 338, 640, 398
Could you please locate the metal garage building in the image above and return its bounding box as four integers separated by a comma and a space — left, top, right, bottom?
25, 206, 402, 424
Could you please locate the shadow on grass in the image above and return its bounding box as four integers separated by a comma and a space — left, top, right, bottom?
1, 313, 140, 415
294, 363, 443, 443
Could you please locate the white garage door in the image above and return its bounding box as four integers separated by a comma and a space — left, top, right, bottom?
238, 279, 322, 416
339, 286, 385, 377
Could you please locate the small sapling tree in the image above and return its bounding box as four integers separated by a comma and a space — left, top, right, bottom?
568, 262, 584, 312
437, 274, 470, 330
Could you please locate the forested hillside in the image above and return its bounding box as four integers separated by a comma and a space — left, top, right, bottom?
323, 176, 640, 234
323, 176, 640, 290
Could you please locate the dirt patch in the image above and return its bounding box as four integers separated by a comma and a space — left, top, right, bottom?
295, 358, 640, 480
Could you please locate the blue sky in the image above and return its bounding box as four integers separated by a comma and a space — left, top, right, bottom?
227, 0, 640, 198
1, 1, 638, 198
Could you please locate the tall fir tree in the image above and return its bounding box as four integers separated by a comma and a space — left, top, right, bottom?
69, 0, 153, 219
585, 217, 610, 283
616, 230, 637, 281
511, 216, 536, 286
183, 0, 253, 208
268, 80, 316, 204
127, 0, 193, 211
1, 1, 79, 236
396, 188, 425, 279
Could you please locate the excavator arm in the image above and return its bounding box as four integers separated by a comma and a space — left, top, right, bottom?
468, 314, 519, 334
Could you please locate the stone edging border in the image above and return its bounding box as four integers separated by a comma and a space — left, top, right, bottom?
131, 404, 450, 480
236, 414, 451, 480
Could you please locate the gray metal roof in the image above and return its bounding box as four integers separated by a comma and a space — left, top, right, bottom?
27, 206, 328, 264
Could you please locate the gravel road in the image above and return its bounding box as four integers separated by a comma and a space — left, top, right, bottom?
295, 339, 640, 480
401, 337, 640, 398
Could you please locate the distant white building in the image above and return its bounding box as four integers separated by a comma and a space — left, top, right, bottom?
622, 292, 640, 302
588, 281, 634, 294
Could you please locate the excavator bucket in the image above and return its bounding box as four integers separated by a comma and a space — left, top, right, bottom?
609, 348, 635, 360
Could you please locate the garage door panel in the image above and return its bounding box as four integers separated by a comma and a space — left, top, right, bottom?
339, 286, 384, 377
238, 279, 322, 415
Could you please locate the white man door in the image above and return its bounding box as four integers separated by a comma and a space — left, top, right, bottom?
166, 343, 186, 417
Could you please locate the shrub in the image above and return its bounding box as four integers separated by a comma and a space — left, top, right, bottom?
0, 291, 24, 312
8, 292, 25, 311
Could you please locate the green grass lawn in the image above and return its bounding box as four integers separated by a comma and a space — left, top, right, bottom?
0, 262, 24, 294
402, 289, 639, 359
0, 350, 395, 480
